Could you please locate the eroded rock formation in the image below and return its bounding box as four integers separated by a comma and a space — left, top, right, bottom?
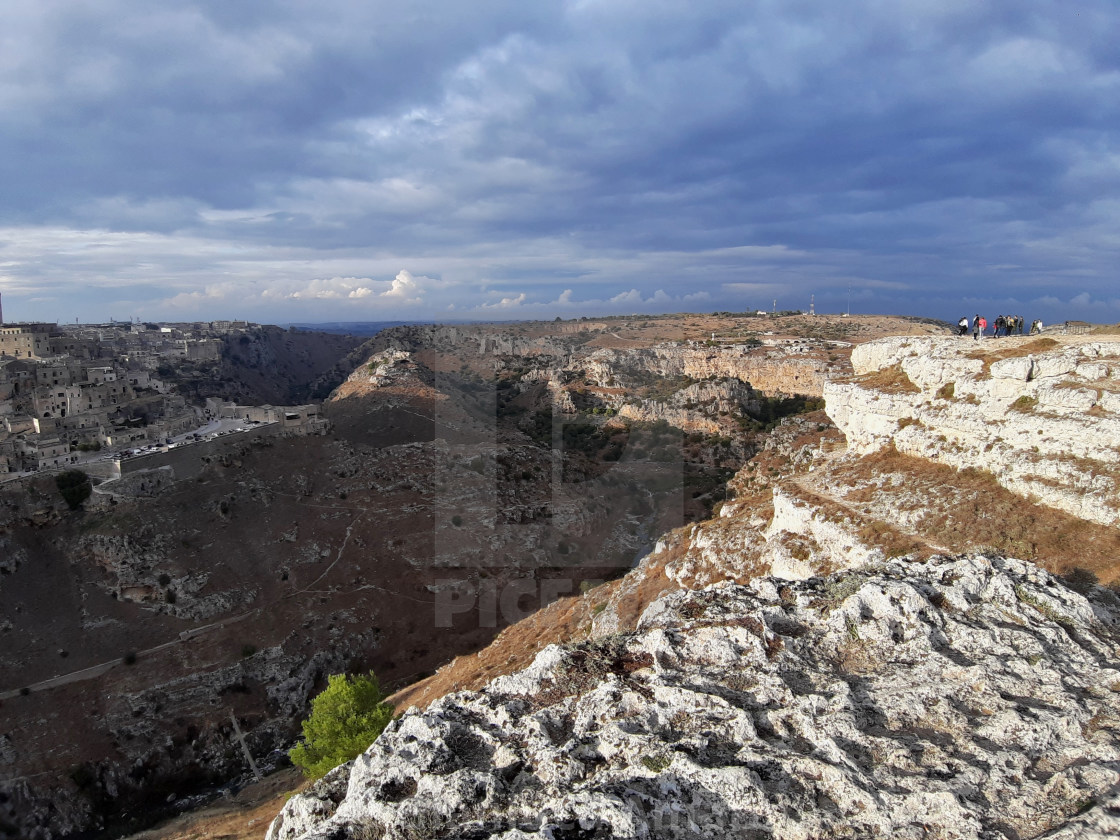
270, 554, 1120, 840
825, 336, 1120, 526
280, 333, 1120, 840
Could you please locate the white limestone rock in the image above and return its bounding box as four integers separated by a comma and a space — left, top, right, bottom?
764, 486, 880, 580
265, 761, 352, 840
826, 336, 1120, 526
268, 555, 1120, 840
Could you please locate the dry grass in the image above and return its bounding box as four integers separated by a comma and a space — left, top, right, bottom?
837, 639, 881, 675
968, 338, 1059, 375
856, 364, 920, 394
787, 483, 930, 560
386, 556, 676, 713
122, 768, 304, 840
1056, 378, 1120, 396
829, 450, 1120, 582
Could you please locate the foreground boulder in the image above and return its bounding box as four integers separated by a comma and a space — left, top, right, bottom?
269, 555, 1120, 839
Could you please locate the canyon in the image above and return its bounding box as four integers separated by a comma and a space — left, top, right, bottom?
1, 313, 886, 839
7, 315, 1112, 839
270, 328, 1120, 840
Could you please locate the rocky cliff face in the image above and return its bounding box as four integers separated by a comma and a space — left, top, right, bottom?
166, 327, 366, 405
582, 343, 837, 398
267, 332, 1120, 840
824, 336, 1120, 527
270, 553, 1120, 840
616, 378, 760, 435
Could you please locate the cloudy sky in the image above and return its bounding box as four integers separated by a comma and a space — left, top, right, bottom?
0, 0, 1117, 325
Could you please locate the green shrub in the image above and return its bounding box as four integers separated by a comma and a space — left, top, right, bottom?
289, 672, 395, 780
56, 470, 92, 510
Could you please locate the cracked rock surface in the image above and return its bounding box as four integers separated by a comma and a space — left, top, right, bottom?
269, 554, 1120, 840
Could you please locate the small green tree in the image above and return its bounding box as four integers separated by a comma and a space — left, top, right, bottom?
56, 470, 92, 510
289, 672, 394, 779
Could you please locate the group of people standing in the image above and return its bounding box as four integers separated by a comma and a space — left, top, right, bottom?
956, 314, 1040, 339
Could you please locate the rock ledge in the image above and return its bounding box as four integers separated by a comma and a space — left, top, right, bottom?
270, 554, 1120, 840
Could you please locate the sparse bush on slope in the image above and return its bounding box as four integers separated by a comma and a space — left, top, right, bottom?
290, 672, 395, 780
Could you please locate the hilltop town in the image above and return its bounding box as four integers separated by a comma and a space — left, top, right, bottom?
0, 318, 346, 478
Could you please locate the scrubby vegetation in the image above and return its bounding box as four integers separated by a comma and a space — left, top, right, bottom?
742, 395, 826, 432
55, 469, 92, 510
856, 364, 920, 393
290, 672, 395, 780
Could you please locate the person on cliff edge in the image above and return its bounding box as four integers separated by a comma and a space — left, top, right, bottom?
958, 316, 969, 336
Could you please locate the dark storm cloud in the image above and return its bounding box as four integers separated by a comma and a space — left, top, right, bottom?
0, 0, 1118, 323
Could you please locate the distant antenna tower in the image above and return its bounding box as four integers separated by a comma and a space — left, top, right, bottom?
846, 282, 851, 317
810, 294, 815, 316
772, 299, 777, 314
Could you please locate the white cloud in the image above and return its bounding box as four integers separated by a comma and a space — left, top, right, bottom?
284, 277, 380, 300
381, 269, 423, 302
2, 2, 1119, 327
480, 292, 528, 309
606, 288, 709, 307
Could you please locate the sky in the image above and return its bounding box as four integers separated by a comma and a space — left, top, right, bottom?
0, 0, 1117, 326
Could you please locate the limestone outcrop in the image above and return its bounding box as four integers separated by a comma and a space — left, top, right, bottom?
270, 554, 1120, 840
824, 336, 1120, 526
617, 378, 760, 435
582, 343, 835, 398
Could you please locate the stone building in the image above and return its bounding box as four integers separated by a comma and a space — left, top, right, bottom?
0, 324, 56, 359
